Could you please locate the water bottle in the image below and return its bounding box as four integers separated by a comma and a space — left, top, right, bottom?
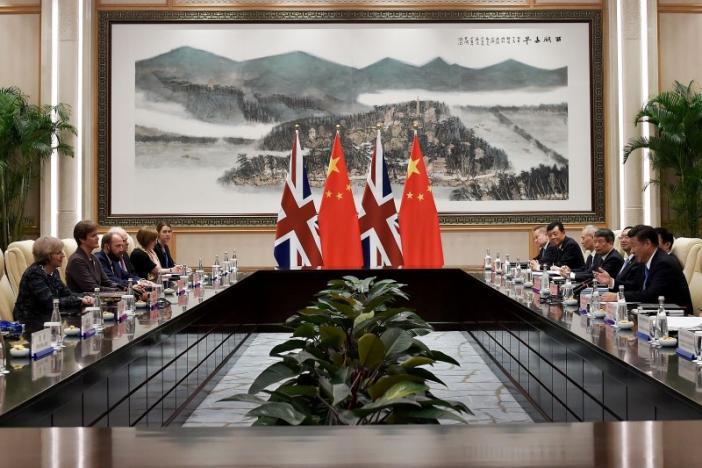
484, 248, 493, 271
222, 251, 230, 281
50, 298, 63, 349
197, 257, 203, 272
656, 296, 668, 340
231, 250, 238, 283
590, 279, 601, 317
494, 252, 502, 275
503, 254, 511, 277
514, 257, 523, 283
94, 287, 101, 309
127, 278, 133, 297
540, 266, 550, 300
616, 285, 628, 322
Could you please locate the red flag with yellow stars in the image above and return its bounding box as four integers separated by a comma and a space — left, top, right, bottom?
399, 134, 444, 268
318, 131, 363, 268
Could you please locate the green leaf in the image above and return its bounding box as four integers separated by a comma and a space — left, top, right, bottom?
380, 328, 413, 357
293, 323, 317, 338
269, 339, 307, 356
382, 381, 428, 401
249, 362, 299, 395
428, 350, 460, 366
320, 326, 346, 348
368, 374, 422, 400
358, 333, 385, 369
353, 311, 375, 329
406, 367, 446, 386
246, 401, 306, 426
218, 393, 267, 404
273, 385, 318, 398
400, 356, 435, 368
332, 383, 351, 405
359, 397, 422, 412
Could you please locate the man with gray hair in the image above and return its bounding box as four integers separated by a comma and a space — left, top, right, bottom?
560, 225, 596, 277
564, 228, 624, 282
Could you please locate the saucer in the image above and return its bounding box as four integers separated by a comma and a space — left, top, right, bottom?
135, 301, 148, 308
592, 310, 606, 319
615, 320, 634, 330
563, 299, 578, 306
9, 346, 30, 358
523, 282, 533, 288
102, 312, 115, 321
64, 326, 81, 336
659, 336, 677, 347
164, 288, 176, 295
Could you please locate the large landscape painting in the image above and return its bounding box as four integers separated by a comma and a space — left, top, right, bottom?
106, 15, 598, 223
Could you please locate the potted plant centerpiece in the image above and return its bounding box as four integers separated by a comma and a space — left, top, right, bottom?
223, 276, 470, 425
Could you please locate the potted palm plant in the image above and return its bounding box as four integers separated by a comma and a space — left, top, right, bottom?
624, 80, 702, 237
0, 86, 75, 249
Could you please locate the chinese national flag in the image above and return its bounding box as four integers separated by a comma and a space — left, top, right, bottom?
399, 134, 444, 268
318, 132, 363, 268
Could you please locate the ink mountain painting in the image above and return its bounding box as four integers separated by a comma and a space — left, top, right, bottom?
134, 45, 571, 212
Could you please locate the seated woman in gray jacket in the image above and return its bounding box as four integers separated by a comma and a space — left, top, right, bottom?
13, 236, 94, 334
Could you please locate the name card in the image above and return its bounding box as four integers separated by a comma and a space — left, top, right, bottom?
177, 278, 186, 295
30, 328, 53, 359
81, 312, 95, 338
677, 328, 702, 359
549, 283, 558, 297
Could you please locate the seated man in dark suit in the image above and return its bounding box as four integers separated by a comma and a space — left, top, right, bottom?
66, 220, 120, 293
544, 221, 585, 270
564, 228, 624, 282
530, 225, 556, 270
95, 232, 145, 291
601, 225, 693, 313
595, 226, 644, 292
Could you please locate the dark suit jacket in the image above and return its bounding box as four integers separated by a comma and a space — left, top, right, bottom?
612, 255, 644, 292
552, 236, 585, 270
620, 249, 693, 313
123, 251, 136, 276
13, 263, 83, 333
154, 242, 175, 269
95, 251, 142, 288
66, 247, 120, 293
534, 245, 557, 265
573, 249, 624, 282
131, 248, 157, 281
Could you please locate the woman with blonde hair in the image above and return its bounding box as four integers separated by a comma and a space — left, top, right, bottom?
13, 236, 94, 333
130, 227, 180, 281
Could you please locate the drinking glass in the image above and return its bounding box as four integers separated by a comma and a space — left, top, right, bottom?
0, 340, 8, 374
694, 332, 702, 365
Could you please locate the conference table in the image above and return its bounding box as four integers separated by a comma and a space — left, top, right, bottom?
1, 268, 702, 466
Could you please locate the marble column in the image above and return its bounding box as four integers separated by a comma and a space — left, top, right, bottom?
617, 0, 660, 228
39, 0, 89, 237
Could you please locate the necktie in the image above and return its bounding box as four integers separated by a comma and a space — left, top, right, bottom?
642, 266, 650, 290
120, 258, 127, 272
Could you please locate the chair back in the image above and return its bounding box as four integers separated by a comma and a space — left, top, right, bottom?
671, 238, 702, 281
5, 240, 34, 295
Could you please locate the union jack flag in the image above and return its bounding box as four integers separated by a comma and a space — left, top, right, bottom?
359, 129, 403, 268
274, 130, 323, 269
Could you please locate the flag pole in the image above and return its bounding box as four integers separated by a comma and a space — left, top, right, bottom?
336, 123, 341, 134
413, 120, 418, 136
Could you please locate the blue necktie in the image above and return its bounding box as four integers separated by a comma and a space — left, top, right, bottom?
642, 266, 650, 290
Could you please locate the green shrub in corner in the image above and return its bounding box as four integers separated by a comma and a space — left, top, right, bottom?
221, 276, 471, 425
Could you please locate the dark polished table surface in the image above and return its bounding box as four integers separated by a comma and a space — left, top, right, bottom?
1, 420, 702, 467
475, 271, 702, 407
0, 286, 221, 417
